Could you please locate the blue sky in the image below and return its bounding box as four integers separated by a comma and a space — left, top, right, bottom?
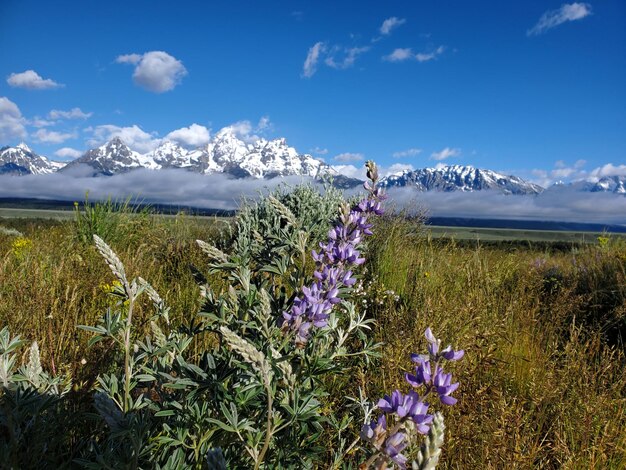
0, 0, 624, 185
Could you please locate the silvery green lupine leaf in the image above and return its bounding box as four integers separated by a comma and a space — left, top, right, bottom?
414, 412, 445, 470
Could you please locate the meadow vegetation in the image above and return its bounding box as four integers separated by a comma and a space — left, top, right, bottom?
0, 179, 624, 469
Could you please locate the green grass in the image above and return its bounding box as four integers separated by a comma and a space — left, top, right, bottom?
426, 225, 626, 243
1, 210, 625, 468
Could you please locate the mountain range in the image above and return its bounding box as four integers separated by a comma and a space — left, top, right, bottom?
1, 131, 625, 195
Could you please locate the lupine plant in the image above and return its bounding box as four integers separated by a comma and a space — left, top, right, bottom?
71, 161, 393, 468
359, 328, 464, 469
0, 161, 463, 468
0, 327, 71, 468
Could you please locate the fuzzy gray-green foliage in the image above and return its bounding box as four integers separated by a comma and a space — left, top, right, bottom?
233, 182, 346, 263
0, 327, 71, 469
72, 182, 380, 468
2, 182, 385, 468
414, 412, 445, 470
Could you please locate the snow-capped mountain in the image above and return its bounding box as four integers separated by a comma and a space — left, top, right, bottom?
60, 137, 159, 176
380, 165, 544, 195
187, 127, 323, 178
0, 143, 65, 175
548, 175, 626, 195
58, 128, 325, 178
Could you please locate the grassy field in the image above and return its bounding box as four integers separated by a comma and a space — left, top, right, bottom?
426, 225, 624, 243
2, 205, 622, 243
1, 202, 625, 468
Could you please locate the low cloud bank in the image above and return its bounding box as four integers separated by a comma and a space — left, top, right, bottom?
387, 188, 626, 225
0, 170, 624, 225
0, 169, 314, 211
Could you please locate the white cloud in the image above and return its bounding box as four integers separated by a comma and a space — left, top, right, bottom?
86, 124, 161, 153
54, 147, 83, 159
0, 170, 321, 212
384, 48, 414, 62
527, 3, 592, 36
0, 97, 27, 141
380, 17, 406, 35
221, 117, 272, 144
330, 164, 365, 180
48, 108, 92, 120
302, 42, 326, 78
387, 188, 626, 225
416, 46, 445, 62
33, 129, 77, 144
334, 152, 365, 163
116, 51, 187, 93
431, 147, 461, 161
6, 70, 63, 90
384, 163, 414, 176
589, 163, 626, 179
166, 124, 211, 148
384, 46, 445, 62
325, 46, 370, 69
30, 117, 55, 128
530, 159, 590, 186
393, 147, 422, 158
257, 115, 272, 131
116, 53, 142, 64
311, 147, 329, 155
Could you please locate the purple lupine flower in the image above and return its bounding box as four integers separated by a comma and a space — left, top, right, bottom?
377, 390, 432, 433
442, 346, 465, 361
425, 327, 440, 356
282, 161, 385, 346
384, 432, 408, 468
433, 365, 460, 405
360, 414, 387, 447
405, 359, 431, 388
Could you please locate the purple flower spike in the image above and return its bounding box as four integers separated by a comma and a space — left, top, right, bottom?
433, 365, 460, 406
282, 161, 385, 346
425, 327, 441, 356
442, 346, 465, 361
384, 432, 408, 469
405, 359, 431, 388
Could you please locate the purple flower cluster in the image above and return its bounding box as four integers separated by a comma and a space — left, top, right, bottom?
361, 328, 464, 469
282, 161, 385, 347
406, 328, 464, 406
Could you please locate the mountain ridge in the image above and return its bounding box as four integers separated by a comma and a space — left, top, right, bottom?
1, 137, 624, 195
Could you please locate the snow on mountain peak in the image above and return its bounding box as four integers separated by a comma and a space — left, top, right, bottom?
380, 164, 543, 195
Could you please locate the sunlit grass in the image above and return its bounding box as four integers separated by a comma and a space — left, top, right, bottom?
0, 210, 624, 467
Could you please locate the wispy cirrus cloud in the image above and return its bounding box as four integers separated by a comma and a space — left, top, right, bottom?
431, 147, 461, 161
527, 3, 592, 36
393, 148, 422, 158
302, 41, 370, 77
379, 17, 406, 35
48, 108, 93, 120
302, 42, 327, 78
116, 51, 187, 93
325, 46, 370, 69
384, 46, 445, 62
334, 152, 365, 163
310, 147, 329, 155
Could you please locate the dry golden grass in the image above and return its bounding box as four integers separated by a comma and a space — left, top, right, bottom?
1, 212, 624, 468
